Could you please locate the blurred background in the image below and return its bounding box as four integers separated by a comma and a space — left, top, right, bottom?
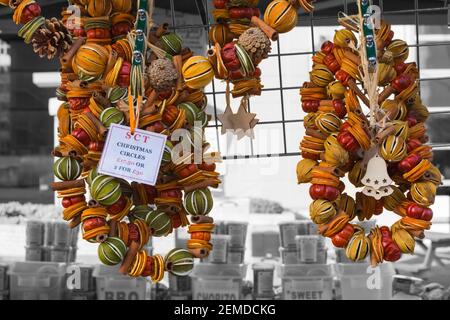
0, 0, 449, 301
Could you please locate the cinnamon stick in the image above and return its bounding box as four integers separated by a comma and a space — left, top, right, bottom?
172, 54, 184, 91
108, 220, 118, 237
207, 48, 218, 74
190, 216, 214, 224
131, 182, 144, 205
378, 86, 395, 105
156, 23, 169, 37
183, 179, 218, 193
93, 91, 111, 109
69, 215, 82, 229
119, 241, 139, 275
51, 179, 85, 191
148, 32, 161, 46
85, 111, 107, 137
347, 79, 371, 108
251, 16, 278, 41
141, 90, 158, 115
174, 90, 190, 105
181, 47, 193, 61
374, 125, 396, 144
62, 36, 85, 65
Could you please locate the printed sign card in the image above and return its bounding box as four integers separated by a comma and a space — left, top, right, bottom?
98, 124, 167, 185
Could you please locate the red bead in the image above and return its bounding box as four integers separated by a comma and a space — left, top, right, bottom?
337, 131, 359, 152
89, 141, 104, 152
321, 41, 334, 55
171, 214, 182, 229
221, 43, 237, 63
83, 217, 106, 232
302, 100, 319, 113
398, 153, 422, 173
228, 69, 244, 80
62, 195, 85, 208
68, 97, 90, 111
198, 162, 216, 172
72, 128, 91, 146
141, 256, 154, 277
331, 224, 354, 247
335, 70, 351, 86
380, 226, 402, 262
394, 62, 407, 75
406, 203, 433, 221
144, 185, 157, 204
112, 22, 132, 37
406, 114, 418, 127
252, 68, 262, 78
127, 223, 140, 245
392, 74, 412, 92
178, 164, 198, 179
324, 54, 339, 74
20, 3, 41, 24
225, 58, 241, 71
146, 121, 165, 133
160, 189, 182, 199
332, 99, 346, 118
406, 138, 422, 153
309, 184, 340, 201
106, 196, 127, 215
72, 28, 86, 37
162, 105, 180, 125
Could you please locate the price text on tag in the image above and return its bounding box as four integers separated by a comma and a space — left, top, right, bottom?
98, 123, 167, 185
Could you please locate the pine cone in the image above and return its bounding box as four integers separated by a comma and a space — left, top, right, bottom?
31, 18, 72, 59
147, 58, 178, 92
238, 27, 271, 64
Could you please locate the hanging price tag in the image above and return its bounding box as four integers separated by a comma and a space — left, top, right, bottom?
98, 124, 167, 185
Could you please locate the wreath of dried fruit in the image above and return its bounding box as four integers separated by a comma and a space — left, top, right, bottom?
297, 2, 442, 265
209, 0, 316, 135
1, 0, 224, 281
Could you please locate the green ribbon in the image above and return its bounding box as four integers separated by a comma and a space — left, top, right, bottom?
359, 0, 377, 69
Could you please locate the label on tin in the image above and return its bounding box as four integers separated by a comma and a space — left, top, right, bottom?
227, 251, 244, 264
280, 224, 298, 247
98, 124, 167, 185
255, 270, 274, 296
299, 238, 318, 263
194, 279, 239, 300
227, 224, 246, 247
283, 278, 332, 300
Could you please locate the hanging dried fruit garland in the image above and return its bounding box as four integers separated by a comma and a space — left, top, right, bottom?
1, 0, 222, 281
297, 0, 442, 265
209, 0, 316, 136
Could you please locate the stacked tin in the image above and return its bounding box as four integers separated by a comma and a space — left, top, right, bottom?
25, 220, 45, 261
210, 221, 248, 264
278, 220, 326, 264
25, 219, 79, 262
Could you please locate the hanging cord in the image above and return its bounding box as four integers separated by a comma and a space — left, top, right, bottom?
128, 0, 155, 134
352, 0, 382, 133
